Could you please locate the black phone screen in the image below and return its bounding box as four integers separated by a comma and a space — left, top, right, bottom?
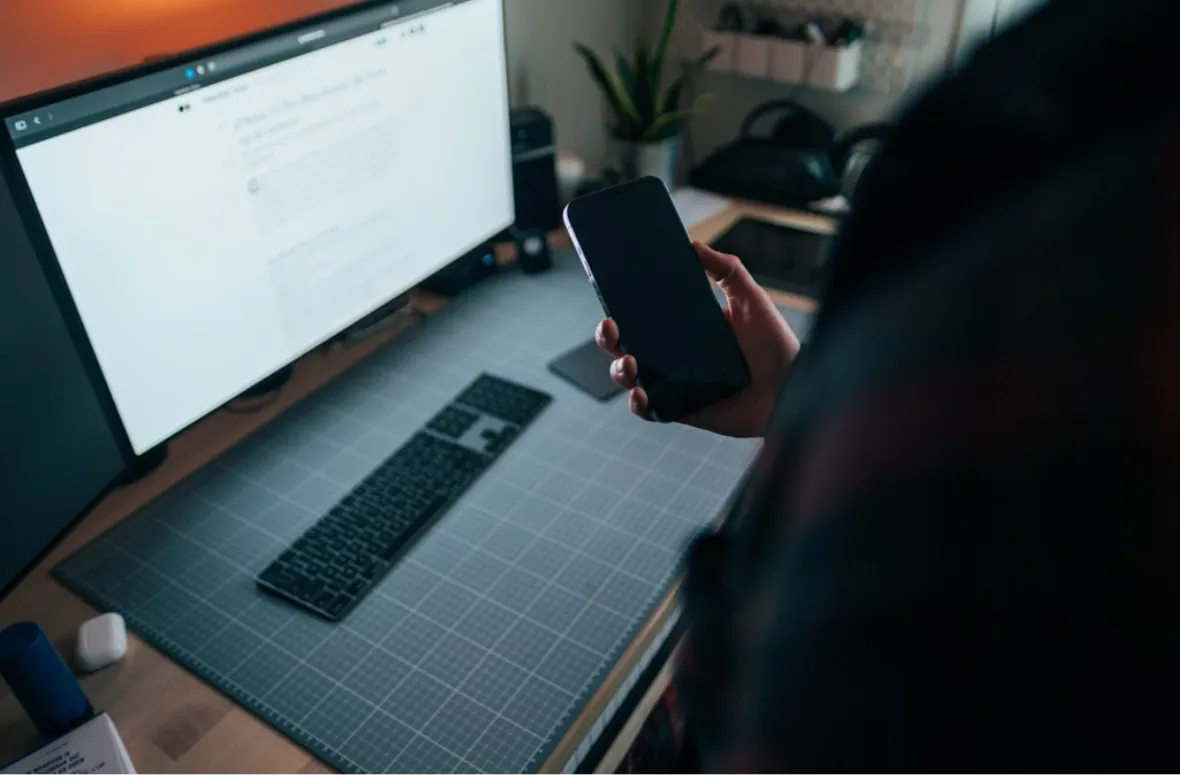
564, 177, 750, 422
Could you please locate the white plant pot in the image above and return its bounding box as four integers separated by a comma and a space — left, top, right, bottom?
620, 138, 679, 190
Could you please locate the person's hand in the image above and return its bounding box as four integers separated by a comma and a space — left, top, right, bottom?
596, 241, 801, 439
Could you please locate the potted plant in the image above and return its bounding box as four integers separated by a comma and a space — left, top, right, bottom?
574, 0, 719, 188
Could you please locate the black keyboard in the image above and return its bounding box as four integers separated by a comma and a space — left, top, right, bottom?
258, 374, 552, 620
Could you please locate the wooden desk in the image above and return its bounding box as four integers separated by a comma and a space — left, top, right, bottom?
0, 201, 831, 773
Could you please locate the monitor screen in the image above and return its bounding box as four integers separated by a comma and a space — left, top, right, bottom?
2, 0, 514, 455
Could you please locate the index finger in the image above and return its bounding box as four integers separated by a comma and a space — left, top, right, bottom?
595, 318, 624, 359
693, 242, 754, 293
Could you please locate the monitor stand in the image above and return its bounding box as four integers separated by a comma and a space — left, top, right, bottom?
113, 445, 168, 488
239, 366, 294, 399
327, 293, 417, 350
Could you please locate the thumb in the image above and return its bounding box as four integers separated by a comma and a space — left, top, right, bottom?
693, 241, 759, 301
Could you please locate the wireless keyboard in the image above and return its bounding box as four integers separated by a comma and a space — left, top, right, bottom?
257, 373, 552, 620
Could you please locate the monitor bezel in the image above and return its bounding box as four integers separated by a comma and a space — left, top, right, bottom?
0, 0, 515, 465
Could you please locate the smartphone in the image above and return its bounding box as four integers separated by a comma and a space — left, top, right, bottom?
563, 176, 750, 423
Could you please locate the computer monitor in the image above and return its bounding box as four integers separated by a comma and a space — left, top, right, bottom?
0, 0, 515, 459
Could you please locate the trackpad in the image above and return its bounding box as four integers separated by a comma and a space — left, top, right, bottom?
549, 340, 623, 402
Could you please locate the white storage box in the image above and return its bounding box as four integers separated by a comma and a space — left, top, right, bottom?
809, 39, 863, 91
734, 33, 771, 78
771, 39, 807, 84
705, 32, 863, 91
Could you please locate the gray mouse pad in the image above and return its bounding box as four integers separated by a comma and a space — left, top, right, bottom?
548, 340, 623, 402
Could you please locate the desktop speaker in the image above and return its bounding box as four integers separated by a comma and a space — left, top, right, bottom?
510, 106, 561, 232
514, 228, 552, 275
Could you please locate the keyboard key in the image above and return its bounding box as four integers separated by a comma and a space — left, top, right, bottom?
455, 374, 552, 426
327, 594, 350, 617
427, 406, 481, 439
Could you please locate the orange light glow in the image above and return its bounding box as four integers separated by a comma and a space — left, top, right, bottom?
0, 0, 362, 101
59, 0, 241, 26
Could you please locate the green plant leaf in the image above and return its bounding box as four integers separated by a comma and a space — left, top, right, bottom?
634, 45, 656, 129
643, 109, 694, 142
648, 90, 717, 142
662, 75, 686, 114
691, 92, 715, 112
651, 0, 679, 95
615, 50, 636, 98
574, 43, 640, 136
691, 45, 723, 71
660, 46, 720, 115
616, 50, 640, 136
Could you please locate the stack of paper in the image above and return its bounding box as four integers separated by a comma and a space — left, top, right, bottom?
670, 187, 732, 228
1, 713, 135, 774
